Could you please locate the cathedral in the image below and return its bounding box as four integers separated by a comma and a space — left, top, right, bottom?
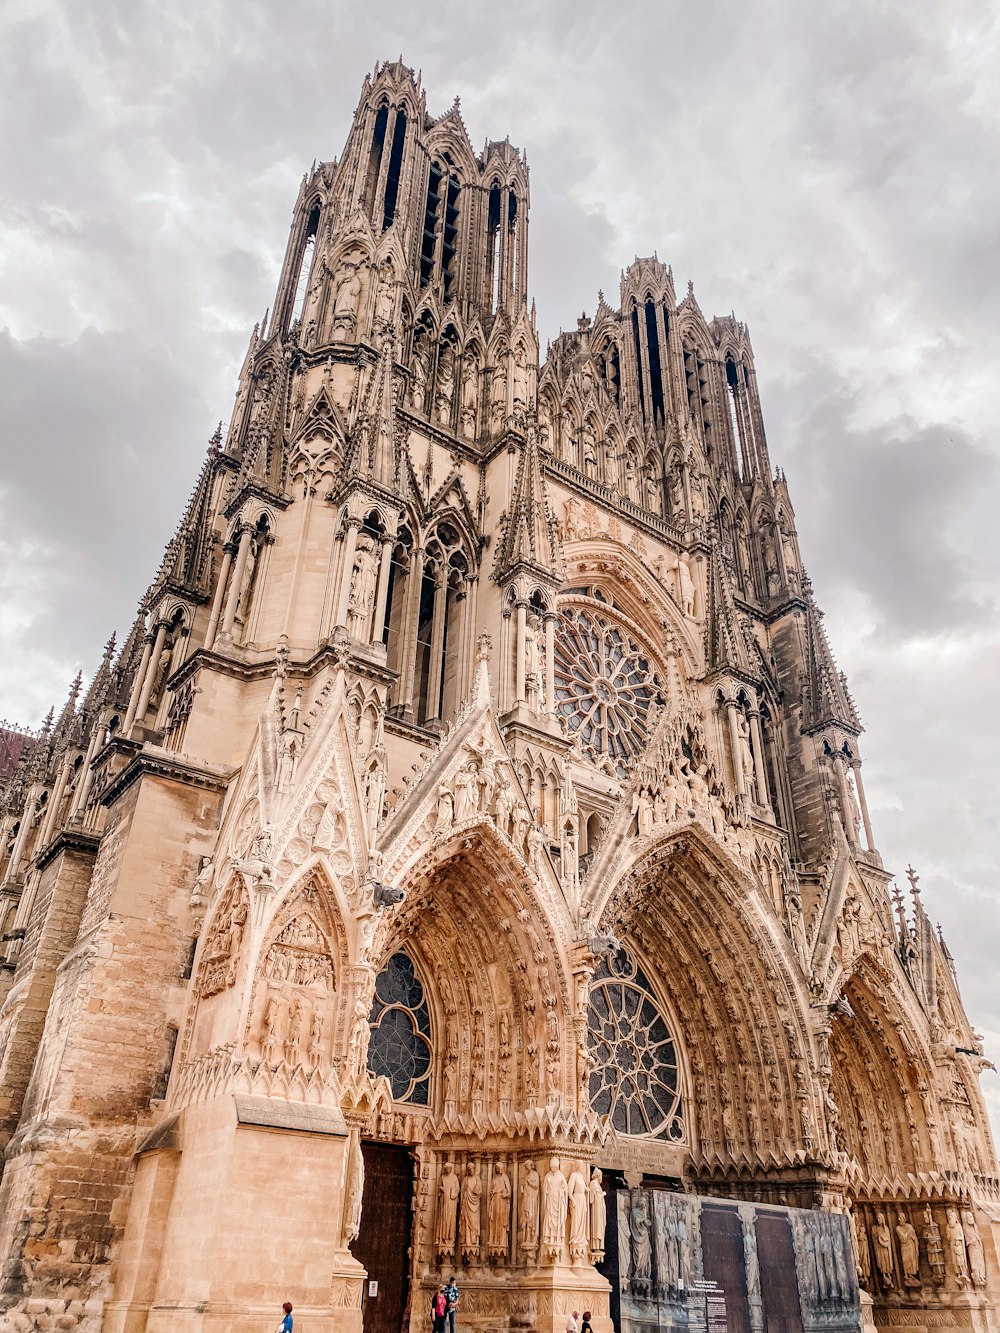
0, 58, 997, 1333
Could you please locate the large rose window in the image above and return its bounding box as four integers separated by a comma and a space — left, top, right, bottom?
588, 947, 684, 1141
553, 605, 663, 776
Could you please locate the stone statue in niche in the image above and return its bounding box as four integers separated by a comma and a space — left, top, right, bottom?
347, 996, 371, 1077
541, 1157, 567, 1263
487, 1157, 511, 1261
345, 1131, 364, 1244
410, 339, 430, 412
677, 555, 696, 617
461, 351, 479, 439
459, 1160, 482, 1263
490, 359, 507, 428
896, 1211, 920, 1288
374, 262, 395, 326
332, 258, 363, 337
494, 772, 515, 838
872, 1211, 894, 1288
588, 1169, 606, 1262
962, 1208, 986, 1287
947, 1207, 969, 1286
567, 1165, 589, 1263
308, 1009, 325, 1066
285, 995, 305, 1064
347, 536, 378, 640
435, 1160, 460, 1261
519, 1159, 540, 1260
581, 425, 598, 476
436, 346, 456, 425
454, 761, 478, 821
849, 1208, 870, 1290
261, 993, 283, 1063
513, 347, 528, 407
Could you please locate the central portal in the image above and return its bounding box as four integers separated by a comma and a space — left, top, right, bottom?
355, 1142, 414, 1333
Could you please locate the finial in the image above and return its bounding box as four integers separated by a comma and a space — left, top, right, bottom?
687, 279, 694, 297
453, 94, 461, 111
476, 631, 493, 665
906, 864, 921, 898
209, 422, 223, 452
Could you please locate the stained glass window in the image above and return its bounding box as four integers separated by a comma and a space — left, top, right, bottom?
588, 946, 683, 1141
553, 605, 662, 777
368, 951, 432, 1105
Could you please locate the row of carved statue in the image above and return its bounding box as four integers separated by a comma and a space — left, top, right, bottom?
854, 1203, 988, 1292
434, 1156, 606, 1268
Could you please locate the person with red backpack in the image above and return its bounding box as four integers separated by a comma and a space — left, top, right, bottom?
431, 1286, 448, 1333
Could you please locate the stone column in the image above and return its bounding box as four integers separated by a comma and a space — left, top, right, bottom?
38, 755, 73, 848
204, 544, 234, 650
2, 788, 40, 886
748, 708, 770, 809
122, 633, 155, 732
424, 567, 448, 723
396, 547, 425, 717
544, 611, 557, 716
333, 519, 361, 630
371, 538, 395, 645
221, 527, 253, 638
68, 725, 103, 820
131, 621, 168, 729
852, 760, 875, 853
514, 601, 527, 706
834, 754, 858, 848
725, 699, 747, 797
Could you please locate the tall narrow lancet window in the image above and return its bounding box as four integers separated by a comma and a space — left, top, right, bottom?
420, 163, 443, 287
507, 191, 519, 305
382, 107, 407, 230
362, 105, 389, 217
631, 304, 645, 421
290, 204, 320, 327
442, 175, 460, 301
644, 299, 665, 425
726, 357, 745, 480
487, 184, 502, 312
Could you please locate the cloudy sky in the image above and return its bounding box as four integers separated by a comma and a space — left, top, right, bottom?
2, 0, 998, 1132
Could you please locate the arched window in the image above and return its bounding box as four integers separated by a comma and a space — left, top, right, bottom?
486, 183, 502, 312
588, 945, 683, 1140
382, 107, 407, 230
362, 104, 389, 216
368, 951, 432, 1104
290, 204, 320, 327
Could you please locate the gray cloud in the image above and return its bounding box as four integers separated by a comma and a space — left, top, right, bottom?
1, 0, 998, 1133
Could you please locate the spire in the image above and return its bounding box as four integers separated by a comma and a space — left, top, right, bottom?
800, 576, 861, 734
492, 425, 562, 584
705, 542, 754, 676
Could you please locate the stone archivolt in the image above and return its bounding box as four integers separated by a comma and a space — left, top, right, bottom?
0, 56, 995, 1333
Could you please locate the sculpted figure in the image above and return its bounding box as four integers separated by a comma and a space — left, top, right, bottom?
588, 1168, 606, 1262
567, 1165, 589, 1262
962, 1209, 986, 1287
947, 1207, 969, 1286
487, 1158, 512, 1261
436, 346, 456, 424
896, 1211, 920, 1288
261, 994, 282, 1063
344, 1132, 365, 1244
541, 1157, 568, 1262
454, 763, 478, 821
410, 340, 430, 411
459, 1160, 482, 1263
629, 1191, 652, 1294
285, 996, 305, 1064
849, 1208, 870, 1289
677, 555, 696, 617
333, 262, 362, 334
347, 536, 378, 640
308, 1009, 325, 1066
519, 1159, 540, 1258
872, 1211, 894, 1288
436, 784, 455, 829
491, 359, 507, 427
374, 263, 395, 325
494, 773, 515, 837
435, 1161, 460, 1260
513, 347, 528, 406
443, 1054, 458, 1109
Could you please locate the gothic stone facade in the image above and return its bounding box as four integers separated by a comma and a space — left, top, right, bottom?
0, 59, 996, 1333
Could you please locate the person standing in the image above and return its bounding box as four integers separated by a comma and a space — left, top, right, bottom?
565, 1310, 580, 1333
580, 1312, 593, 1333
274, 1302, 293, 1333
431, 1287, 448, 1333
443, 1274, 460, 1333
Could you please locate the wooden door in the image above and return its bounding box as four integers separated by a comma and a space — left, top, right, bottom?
354, 1142, 414, 1333
755, 1213, 804, 1333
